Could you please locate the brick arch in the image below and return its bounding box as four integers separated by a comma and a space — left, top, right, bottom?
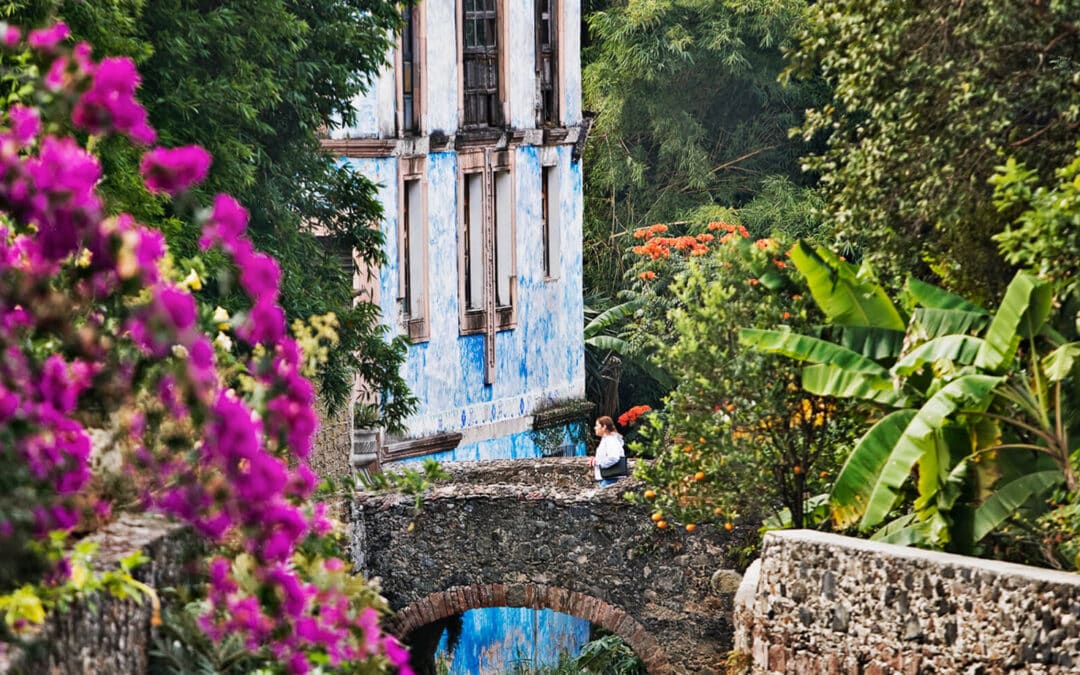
387, 582, 673, 674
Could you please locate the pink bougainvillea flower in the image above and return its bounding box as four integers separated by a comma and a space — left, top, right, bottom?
27, 22, 68, 50
140, 145, 211, 195
3, 25, 22, 47
72, 56, 156, 144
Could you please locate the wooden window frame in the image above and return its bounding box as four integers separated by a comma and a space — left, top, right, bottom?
398, 155, 429, 343
458, 0, 508, 129
534, 0, 559, 126
539, 151, 560, 281
457, 149, 516, 338
396, 3, 425, 136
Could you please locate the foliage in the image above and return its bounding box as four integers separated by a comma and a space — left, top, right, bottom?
1, 0, 416, 421
581, 0, 826, 300
625, 223, 858, 529
0, 26, 409, 672
788, 0, 1080, 300
742, 243, 1079, 566
583, 297, 669, 419
500, 634, 645, 675
358, 459, 450, 514
991, 140, 1080, 306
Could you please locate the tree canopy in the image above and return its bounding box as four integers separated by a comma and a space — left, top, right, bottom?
2, 0, 414, 419
788, 0, 1080, 300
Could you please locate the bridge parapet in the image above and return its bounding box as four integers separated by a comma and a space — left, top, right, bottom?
350, 458, 756, 674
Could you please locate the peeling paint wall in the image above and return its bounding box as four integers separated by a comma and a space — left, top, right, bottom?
346, 142, 585, 459
331, 0, 582, 138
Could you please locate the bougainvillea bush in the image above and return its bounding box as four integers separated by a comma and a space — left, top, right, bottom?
624, 222, 860, 531
0, 23, 409, 674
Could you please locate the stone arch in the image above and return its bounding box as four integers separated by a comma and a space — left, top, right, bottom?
387, 582, 673, 674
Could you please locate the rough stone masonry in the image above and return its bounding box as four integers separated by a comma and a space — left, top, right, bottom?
734, 530, 1080, 674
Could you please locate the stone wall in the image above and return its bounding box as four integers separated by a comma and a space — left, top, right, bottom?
351, 458, 757, 674
1, 515, 199, 675
734, 530, 1080, 674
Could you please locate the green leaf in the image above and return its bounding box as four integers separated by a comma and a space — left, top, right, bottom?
858, 375, 1003, 529
831, 410, 917, 529
789, 241, 906, 330
972, 470, 1063, 541
801, 364, 908, 406
738, 328, 889, 373
813, 324, 906, 360
1042, 342, 1080, 382
906, 278, 987, 313
975, 272, 1052, 372
871, 513, 931, 546
910, 308, 990, 339
585, 299, 643, 338
892, 335, 985, 376
585, 334, 633, 354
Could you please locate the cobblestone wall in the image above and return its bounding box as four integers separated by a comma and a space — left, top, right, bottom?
0, 515, 199, 675
733, 530, 1080, 674
350, 458, 758, 674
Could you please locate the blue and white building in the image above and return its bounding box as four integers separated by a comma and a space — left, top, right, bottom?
326, 0, 590, 464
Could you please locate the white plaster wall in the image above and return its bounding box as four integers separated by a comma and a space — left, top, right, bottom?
425, 0, 459, 133
330, 50, 397, 138
509, 0, 538, 129
562, 0, 581, 124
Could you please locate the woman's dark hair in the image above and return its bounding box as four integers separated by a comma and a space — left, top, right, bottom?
596, 416, 616, 432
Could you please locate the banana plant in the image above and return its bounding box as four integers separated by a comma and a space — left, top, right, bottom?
739, 242, 1076, 552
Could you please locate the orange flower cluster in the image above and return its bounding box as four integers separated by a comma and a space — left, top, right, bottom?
708, 222, 749, 238
618, 404, 652, 427
632, 233, 713, 259
633, 223, 669, 239
638, 270, 657, 281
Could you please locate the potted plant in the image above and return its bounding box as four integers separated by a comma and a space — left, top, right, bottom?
351, 402, 382, 470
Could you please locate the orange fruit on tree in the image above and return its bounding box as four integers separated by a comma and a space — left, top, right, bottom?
656, 520, 668, 529
724, 522, 734, 531
651, 512, 663, 522
694, 471, 705, 481
644, 490, 656, 500
685, 523, 696, 532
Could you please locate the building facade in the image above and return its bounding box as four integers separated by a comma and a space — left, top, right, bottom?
325, 0, 589, 464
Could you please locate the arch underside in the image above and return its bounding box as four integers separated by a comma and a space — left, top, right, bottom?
388, 582, 673, 674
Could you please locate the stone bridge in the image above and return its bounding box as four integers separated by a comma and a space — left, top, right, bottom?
348, 458, 756, 674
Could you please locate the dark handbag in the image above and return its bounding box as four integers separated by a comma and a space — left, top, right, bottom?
599, 456, 628, 479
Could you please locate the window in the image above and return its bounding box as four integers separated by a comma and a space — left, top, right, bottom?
534, 0, 558, 125
399, 157, 428, 342
458, 151, 515, 339
462, 0, 501, 128
493, 170, 513, 309
400, 5, 421, 134
540, 164, 560, 279
463, 173, 484, 312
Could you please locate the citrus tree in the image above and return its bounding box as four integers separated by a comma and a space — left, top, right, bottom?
625, 223, 858, 530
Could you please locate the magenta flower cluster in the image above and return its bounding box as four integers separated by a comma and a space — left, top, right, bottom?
0, 24, 410, 674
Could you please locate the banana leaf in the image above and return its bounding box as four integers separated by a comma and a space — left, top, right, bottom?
972, 469, 1063, 541
831, 409, 917, 529
1043, 342, 1080, 382
892, 335, 985, 376
584, 299, 643, 338
802, 364, 909, 406
789, 241, 906, 330
906, 277, 987, 313
910, 307, 990, 340
871, 513, 932, 546
975, 272, 1052, 372
738, 328, 889, 374
813, 324, 906, 360
858, 375, 1003, 530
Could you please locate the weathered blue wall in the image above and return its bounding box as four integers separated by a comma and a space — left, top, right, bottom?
347, 144, 585, 460
435, 608, 590, 674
